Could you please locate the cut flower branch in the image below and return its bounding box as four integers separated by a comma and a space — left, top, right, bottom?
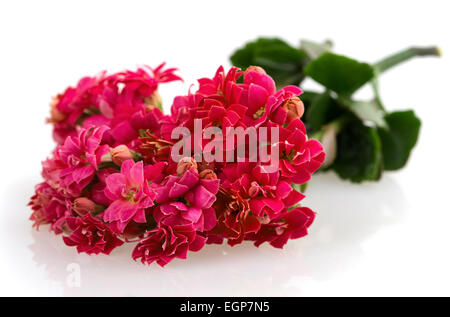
30, 64, 324, 266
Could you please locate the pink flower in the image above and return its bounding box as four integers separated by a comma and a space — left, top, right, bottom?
50, 74, 106, 143
222, 161, 305, 221
103, 160, 155, 233
40, 151, 66, 191
28, 182, 72, 234
90, 168, 117, 206
132, 224, 205, 267
151, 167, 219, 232
171, 66, 301, 129
138, 131, 174, 165
63, 214, 124, 255
50, 64, 181, 146
207, 187, 260, 246
57, 125, 110, 196
278, 119, 325, 184
248, 207, 315, 248
30, 63, 325, 265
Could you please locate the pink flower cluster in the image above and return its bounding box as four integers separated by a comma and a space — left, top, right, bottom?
29, 64, 325, 266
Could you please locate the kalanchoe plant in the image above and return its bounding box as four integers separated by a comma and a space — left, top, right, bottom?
30, 64, 324, 267
231, 38, 440, 182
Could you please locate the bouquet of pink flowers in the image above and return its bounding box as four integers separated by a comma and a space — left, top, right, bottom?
29, 63, 325, 267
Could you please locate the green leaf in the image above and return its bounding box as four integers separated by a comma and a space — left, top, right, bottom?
377, 110, 421, 171
230, 37, 308, 87
332, 120, 382, 182
346, 100, 387, 127
306, 91, 344, 132
304, 52, 375, 95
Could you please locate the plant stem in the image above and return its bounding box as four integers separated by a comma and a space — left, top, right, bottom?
374, 46, 441, 74
310, 113, 352, 141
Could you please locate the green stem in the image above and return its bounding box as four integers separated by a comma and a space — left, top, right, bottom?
374, 46, 441, 74
310, 113, 352, 141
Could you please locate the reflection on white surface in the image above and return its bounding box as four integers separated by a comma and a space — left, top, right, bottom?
11, 173, 407, 296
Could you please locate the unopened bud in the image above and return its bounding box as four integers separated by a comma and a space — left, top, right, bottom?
282, 97, 305, 123
111, 145, 133, 166
73, 197, 96, 216
176, 157, 198, 177
48, 97, 66, 123
144, 91, 162, 111
199, 169, 217, 180
244, 65, 266, 76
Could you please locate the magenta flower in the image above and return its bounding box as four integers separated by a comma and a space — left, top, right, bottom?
50, 75, 104, 143
248, 206, 316, 248
151, 167, 219, 232
30, 64, 324, 266
40, 151, 66, 192
164, 67, 247, 139
103, 160, 155, 233
278, 118, 325, 184
207, 187, 261, 246
63, 214, 124, 255
90, 168, 117, 206
57, 125, 110, 196
222, 161, 305, 221
132, 223, 206, 267
50, 64, 181, 146
28, 182, 72, 234
169, 66, 303, 130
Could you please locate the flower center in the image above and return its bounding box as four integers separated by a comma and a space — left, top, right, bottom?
253, 106, 266, 119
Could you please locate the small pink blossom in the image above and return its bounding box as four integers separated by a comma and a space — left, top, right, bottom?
132, 224, 205, 267
103, 160, 155, 233
57, 125, 110, 196
28, 182, 72, 234
152, 167, 219, 232
63, 214, 124, 255
278, 119, 325, 184
222, 161, 305, 221
248, 207, 316, 248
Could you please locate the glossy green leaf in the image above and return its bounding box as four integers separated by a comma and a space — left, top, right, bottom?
377, 110, 421, 170
346, 100, 387, 127
230, 38, 308, 87
306, 92, 344, 132
332, 120, 382, 182
304, 52, 375, 95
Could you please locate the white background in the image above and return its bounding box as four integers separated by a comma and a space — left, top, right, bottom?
1, 0, 449, 296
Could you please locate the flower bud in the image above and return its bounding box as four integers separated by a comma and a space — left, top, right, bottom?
73, 197, 96, 216
199, 169, 217, 180
244, 65, 266, 75
282, 97, 305, 123
111, 145, 133, 166
144, 91, 162, 111
176, 157, 198, 177
48, 97, 66, 123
